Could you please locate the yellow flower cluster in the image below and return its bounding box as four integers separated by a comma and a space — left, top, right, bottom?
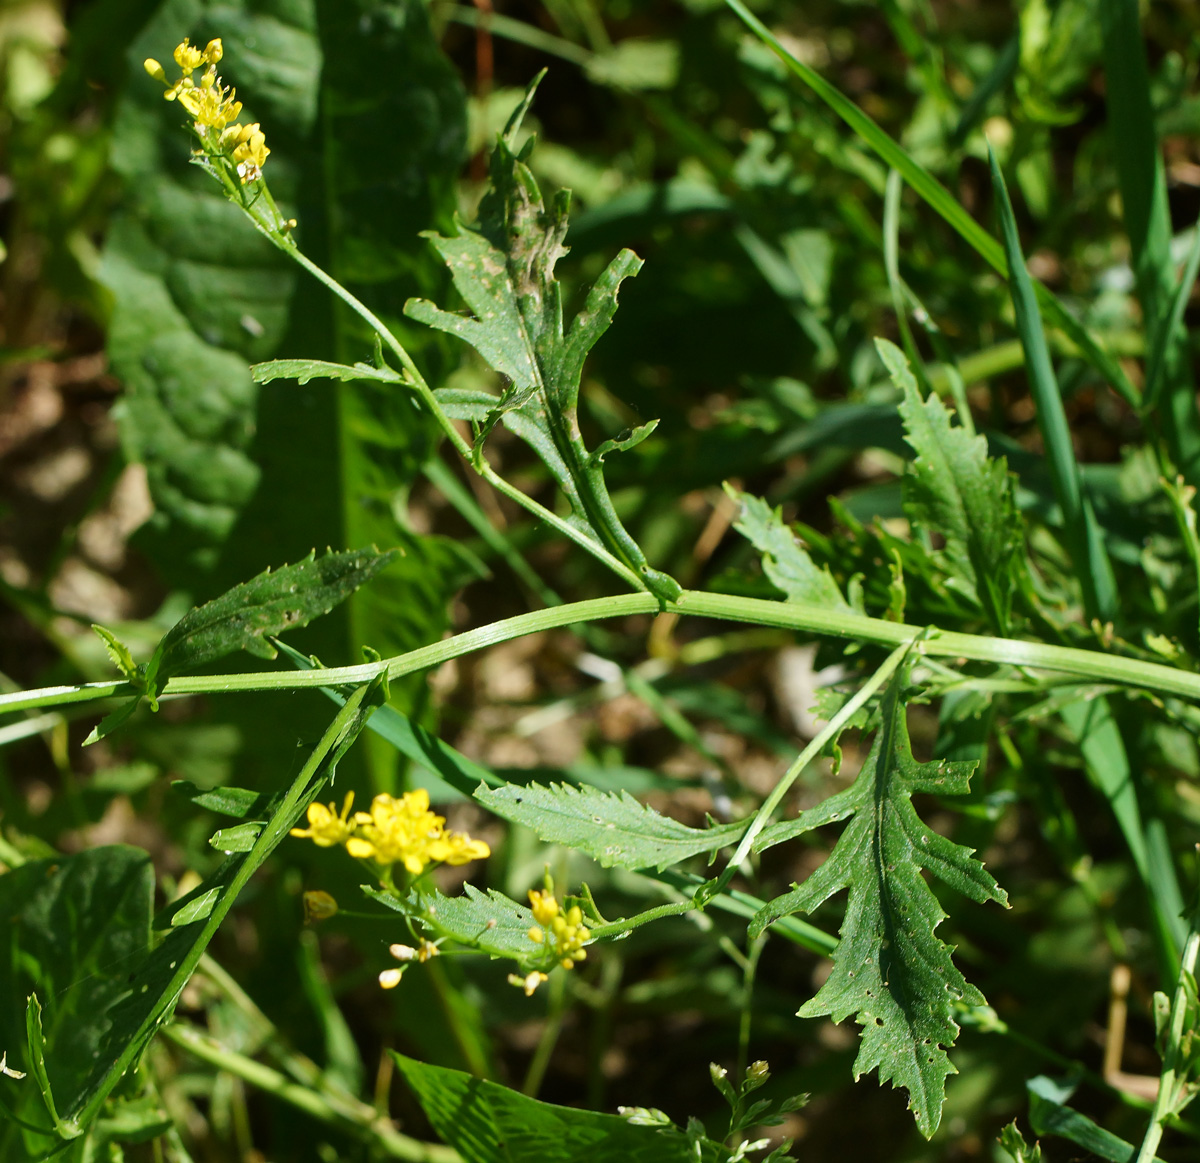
143, 38, 270, 184
290, 788, 490, 876
527, 888, 590, 970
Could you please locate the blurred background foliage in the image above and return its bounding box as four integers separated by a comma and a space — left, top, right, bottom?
3, 0, 1200, 1159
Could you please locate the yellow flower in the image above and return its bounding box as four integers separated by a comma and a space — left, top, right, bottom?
290, 791, 355, 847
345, 789, 490, 875
173, 38, 205, 73
179, 82, 242, 130
204, 38, 223, 64
232, 122, 270, 183
526, 888, 589, 969
144, 58, 167, 84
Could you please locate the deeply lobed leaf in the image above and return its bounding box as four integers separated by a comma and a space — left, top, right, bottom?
752, 670, 1007, 1137
405, 78, 679, 602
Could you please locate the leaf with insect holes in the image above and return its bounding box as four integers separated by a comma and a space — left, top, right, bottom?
751, 668, 1007, 1139
880, 339, 1024, 633
726, 484, 858, 612
142, 547, 396, 698
477, 781, 743, 871
404, 75, 679, 604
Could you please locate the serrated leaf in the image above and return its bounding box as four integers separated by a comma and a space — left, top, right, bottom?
750, 670, 1007, 1138
998, 1121, 1043, 1163
250, 359, 403, 386
143, 547, 396, 696
477, 781, 742, 871
727, 485, 857, 612
394, 1053, 695, 1163
91, 625, 139, 682
881, 339, 1024, 633
362, 884, 536, 961
404, 76, 679, 604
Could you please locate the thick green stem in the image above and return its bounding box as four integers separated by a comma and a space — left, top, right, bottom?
8, 590, 1200, 718
161, 1024, 458, 1162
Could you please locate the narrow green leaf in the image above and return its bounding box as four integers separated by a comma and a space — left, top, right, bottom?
144, 547, 396, 696
477, 782, 743, 871
727, 485, 857, 612
250, 359, 403, 386
82, 697, 142, 748
405, 76, 680, 604
997, 1120, 1043, 1163
1100, 0, 1200, 478
721, 0, 1137, 405
25, 995, 72, 1139
751, 671, 1007, 1138
881, 338, 1024, 633
394, 1053, 696, 1163
989, 148, 1116, 622
171, 781, 272, 819
1027, 1076, 1165, 1162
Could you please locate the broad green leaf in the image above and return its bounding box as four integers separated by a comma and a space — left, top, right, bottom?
394, 1053, 696, 1163
50, 681, 381, 1139
105, 1, 321, 578
727, 485, 857, 612
405, 77, 680, 604
0, 848, 153, 1136
751, 671, 1007, 1138
144, 547, 396, 695
250, 358, 402, 386
362, 884, 536, 961
880, 339, 1024, 633
477, 781, 742, 871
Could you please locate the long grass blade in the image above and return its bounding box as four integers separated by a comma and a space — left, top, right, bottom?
1100, 0, 1200, 477
990, 146, 1117, 622
1144, 216, 1200, 412
721, 0, 1139, 407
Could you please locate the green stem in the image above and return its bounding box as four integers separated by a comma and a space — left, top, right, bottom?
704, 641, 910, 902
161, 1024, 458, 1162
7, 590, 1200, 717
522, 968, 568, 1097
1137, 918, 1200, 1163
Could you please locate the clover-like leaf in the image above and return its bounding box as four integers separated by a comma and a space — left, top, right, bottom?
405, 76, 679, 604
752, 669, 1008, 1138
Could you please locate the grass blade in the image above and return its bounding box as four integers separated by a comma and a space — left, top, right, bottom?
1100, 0, 1200, 476
989, 147, 1117, 623
722, 0, 1138, 406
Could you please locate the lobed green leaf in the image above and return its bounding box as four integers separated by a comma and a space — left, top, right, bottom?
752, 670, 1007, 1138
